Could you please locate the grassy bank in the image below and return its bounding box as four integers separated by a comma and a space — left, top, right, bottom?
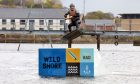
0, 34, 137, 44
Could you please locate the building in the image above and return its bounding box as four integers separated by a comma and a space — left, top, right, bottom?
120, 13, 140, 31
84, 19, 115, 31
0, 8, 66, 31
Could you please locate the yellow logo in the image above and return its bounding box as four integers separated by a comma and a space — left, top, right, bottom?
66, 48, 80, 63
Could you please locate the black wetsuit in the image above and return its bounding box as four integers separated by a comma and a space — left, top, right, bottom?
64, 10, 80, 32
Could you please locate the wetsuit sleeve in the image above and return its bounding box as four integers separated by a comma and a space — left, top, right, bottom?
64, 11, 70, 18
75, 12, 80, 17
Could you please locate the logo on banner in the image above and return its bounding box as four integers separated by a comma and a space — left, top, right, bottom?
39, 48, 94, 77
42, 56, 62, 69
66, 48, 80, 63
66, 63, 80, 76
80, 49, 94, 62
68, 66, 78, 74
68, 51, 78, 60
80, 63, 94, 77
83, 65, 91, 75
83, 55, 91, 60
39, 49, 66, 77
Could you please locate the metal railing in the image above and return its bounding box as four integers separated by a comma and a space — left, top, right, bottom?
82, 23, 140, 32
0, 22, 140, 35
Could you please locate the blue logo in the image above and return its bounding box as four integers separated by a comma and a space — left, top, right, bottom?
80, 63, 94, 77
39, 48, 66, 77
80, 48, 94, 62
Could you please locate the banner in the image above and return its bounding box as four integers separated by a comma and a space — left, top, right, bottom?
39, 48, 94, 77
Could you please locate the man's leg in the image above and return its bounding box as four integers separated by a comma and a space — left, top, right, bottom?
75, 20, 81, 30
68, 23, 73, 32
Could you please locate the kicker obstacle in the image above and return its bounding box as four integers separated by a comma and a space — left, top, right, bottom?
62, 28, 140, 51
62, 29, 101, 51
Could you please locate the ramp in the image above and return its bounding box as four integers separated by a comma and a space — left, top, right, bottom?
62, 30, 83, 40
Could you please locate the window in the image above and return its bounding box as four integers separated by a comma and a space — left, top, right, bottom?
2, 19, 6, 25
29, 20, 34, 31
11, 19, 15, 25
60, 28, 64, 30
60, 20, 64, 25
49, 28, 53, 30
29, 20, 35, 23
39, 28, 44, 31
39, 20, 44, 25
20, 28, 25, 30
29, 20, 34, 25
48, 20, 53, 25
20, 20, 26, 25
11, 27, 15, 30
2, 27, 6, 30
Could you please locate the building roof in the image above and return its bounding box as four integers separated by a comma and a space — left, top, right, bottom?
85, 19, 114, 26
0, 8, 67, 19
119, 13, 140, 19
119, 13, 140, 15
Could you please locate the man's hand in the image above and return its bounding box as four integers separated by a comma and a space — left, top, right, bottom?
69, 16, 73, 19
65, 15, 73, 20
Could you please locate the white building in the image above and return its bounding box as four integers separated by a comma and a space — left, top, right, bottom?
0, 8, 66, 31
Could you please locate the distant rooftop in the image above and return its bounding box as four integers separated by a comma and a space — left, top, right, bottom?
0, 8, 67, 19
119, 13, 140, 19
120, 13, 140, 15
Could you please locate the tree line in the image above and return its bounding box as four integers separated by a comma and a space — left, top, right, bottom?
85, 11, 114, 19
0, 0, 63, 8
0, 0, 115, 19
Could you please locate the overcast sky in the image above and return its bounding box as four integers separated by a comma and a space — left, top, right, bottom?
61, 0, 140, 16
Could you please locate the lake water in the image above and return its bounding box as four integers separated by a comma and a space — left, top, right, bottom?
0, 44, 140, 84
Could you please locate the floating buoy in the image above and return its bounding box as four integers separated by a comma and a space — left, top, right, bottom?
114, 41, 118, 46
115, 35, 118, 39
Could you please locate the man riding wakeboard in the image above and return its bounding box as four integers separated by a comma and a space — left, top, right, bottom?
64, 3, 81, 32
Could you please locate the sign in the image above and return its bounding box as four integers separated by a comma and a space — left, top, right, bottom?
39, 49, 66, 77
39, 48, 94, 77
66, 48, 80, 63
66, 48, 80, 76
80, 63, 94, 77
80, 48, 94, 62
80, 48, 94, 77
66, 63, 80, 76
